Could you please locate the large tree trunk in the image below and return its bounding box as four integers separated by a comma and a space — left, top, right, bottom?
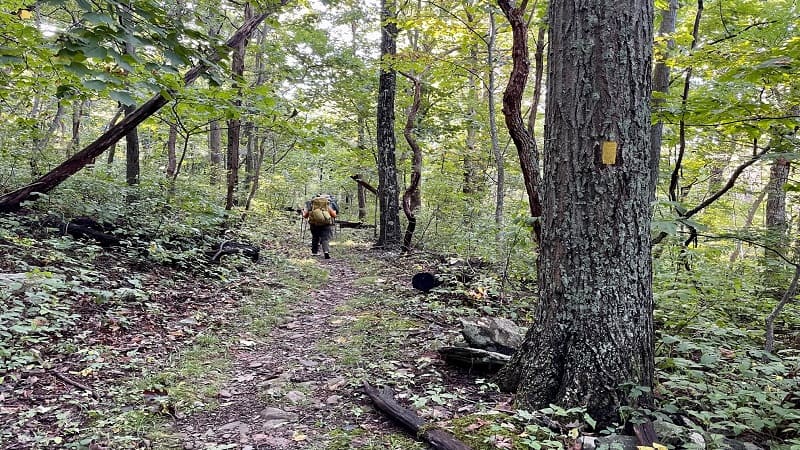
497, 0, 542, 243
764, 156, 790, 294
225, 4, 251, 211
0, 10, 280, 212
119, 3, 141, 186
497, 0, 655, 427
375, 0, 402, 248
649, 0, 678, 199
124, 104, 140, 185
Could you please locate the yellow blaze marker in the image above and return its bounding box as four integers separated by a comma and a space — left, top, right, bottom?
601, 140, 618, 165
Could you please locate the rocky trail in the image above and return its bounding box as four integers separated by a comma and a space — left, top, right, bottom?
173, 244, 446, 450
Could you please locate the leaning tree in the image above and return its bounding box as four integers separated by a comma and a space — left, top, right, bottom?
497, 0, 656, 426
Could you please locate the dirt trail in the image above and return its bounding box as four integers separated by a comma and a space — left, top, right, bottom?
175, 252, 389, 450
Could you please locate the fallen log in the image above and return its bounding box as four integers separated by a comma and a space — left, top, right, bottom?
437, 346, 510, 373
208, 241, 260, 263
45, 216, 121, 247
363, 381, 472, 450
337, 220, 375, 229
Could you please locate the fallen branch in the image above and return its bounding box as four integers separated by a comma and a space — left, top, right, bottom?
438, 346, 510, 373
363, 381, 472, 450
50, 369, 101, 400
350, 174, 378, 195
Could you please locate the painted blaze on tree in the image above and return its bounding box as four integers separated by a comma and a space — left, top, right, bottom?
497, 0, 655, 425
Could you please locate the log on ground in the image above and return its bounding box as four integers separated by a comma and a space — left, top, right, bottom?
363, 381, 472, 450
438, 346, 510, 373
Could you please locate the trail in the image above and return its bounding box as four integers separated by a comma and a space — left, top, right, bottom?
175, 248, 392, 450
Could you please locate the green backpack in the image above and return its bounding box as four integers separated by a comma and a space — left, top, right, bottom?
308, 196, 332, 225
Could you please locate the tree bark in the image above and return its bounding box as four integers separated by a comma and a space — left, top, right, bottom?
668, 0, 703, 206
497, 0, 655, 426
649, 0, 678, 199
65, 99, 87, 158
400, 74, 423, 253
497, 0, 542, 243
764, 156, 790, 293
463, 16, 481, 195
119, 2, 141, 186
225, 3, 252, 210
166, 123, 178, 177
487, 10, 504, 226
209, 120, 222, 184
124, 104, 140, 185
363, 382, 472, 450
376, 0, 402, 248
0, 10, 281, 212
31, 102, 65, 176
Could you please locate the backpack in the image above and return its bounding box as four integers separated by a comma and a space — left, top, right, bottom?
308, 196, 333, 225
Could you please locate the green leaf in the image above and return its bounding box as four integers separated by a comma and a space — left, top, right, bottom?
110, 90, 136, 106
83, 12, 116, 26
83, 79, 110, 91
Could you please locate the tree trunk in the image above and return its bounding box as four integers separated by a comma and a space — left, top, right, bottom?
357, 181, 368, 221
124, 104, 140, 185
0, 10, 281, 212
730, 187, 767, 262
376, 0, 402, 248
487, 10, 504, 226
225, 3, 252, 211
242, 121, 256, 194
119, 2, 141, 186
463, 15, 481, 195
166, 123, 178, 177
401, 74, 423, 253
497, 0, 542, 242
209, 120, 222, 184
764, 156, 790, 293
497, 0, 655, 427
65, 99, 87, 158
649, 0, 678, 199
31, 102, 65, 177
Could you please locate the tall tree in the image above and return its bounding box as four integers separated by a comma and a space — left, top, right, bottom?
497, 0, 542, 242
225, 3, 252, 210
497, 0, 655, 426
649, 0, 678, 198
118, 1, 141, 186
375, 0, 402, 248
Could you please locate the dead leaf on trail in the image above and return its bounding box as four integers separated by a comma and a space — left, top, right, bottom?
465, 419, 488, 431
291, 431, 307, 441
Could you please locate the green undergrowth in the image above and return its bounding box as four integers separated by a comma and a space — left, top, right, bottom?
327, 427, 426, 450
0, 199, 322, 448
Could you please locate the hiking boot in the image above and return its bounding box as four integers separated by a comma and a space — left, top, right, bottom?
324, 253, 331, 259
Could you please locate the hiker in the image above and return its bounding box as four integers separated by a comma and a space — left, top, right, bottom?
302, 194, 337, 259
